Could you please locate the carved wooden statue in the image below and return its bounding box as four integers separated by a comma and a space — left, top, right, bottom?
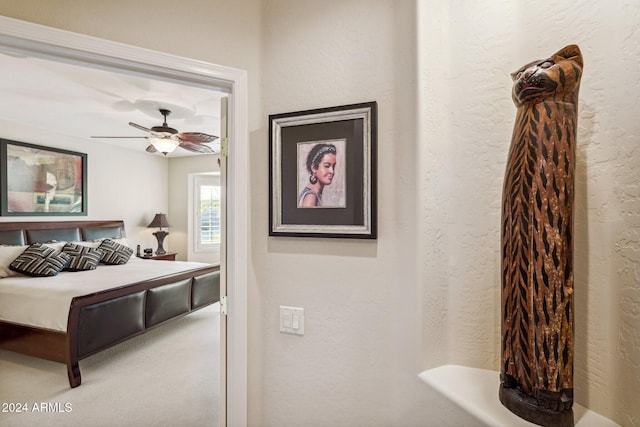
500, 44, 583, 426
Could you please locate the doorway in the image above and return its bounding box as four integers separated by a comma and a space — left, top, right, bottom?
0, 16, 248, 426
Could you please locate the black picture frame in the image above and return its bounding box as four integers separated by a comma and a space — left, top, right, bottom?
1, 139, 87, 216
269, 101, 377, 239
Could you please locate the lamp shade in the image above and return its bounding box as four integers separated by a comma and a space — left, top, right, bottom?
151, 137, 179, 155
147, 213, 170, 229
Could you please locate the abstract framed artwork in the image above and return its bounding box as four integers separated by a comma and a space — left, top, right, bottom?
269, 101, 377, 238
1, 139, 87, 216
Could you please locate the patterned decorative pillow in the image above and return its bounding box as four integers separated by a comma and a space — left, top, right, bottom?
62, 242, 104, 271
98, 239, 133, 265
70, 240, 101, 249
9, 243, 72, 277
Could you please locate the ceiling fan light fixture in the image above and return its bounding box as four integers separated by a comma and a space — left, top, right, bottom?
150, 137, 179, 155
93, 108, 217, 155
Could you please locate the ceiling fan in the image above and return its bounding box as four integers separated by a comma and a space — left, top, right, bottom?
91, 108, 218, 155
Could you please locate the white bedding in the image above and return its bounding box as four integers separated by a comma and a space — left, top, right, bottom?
0, 257, 214, 332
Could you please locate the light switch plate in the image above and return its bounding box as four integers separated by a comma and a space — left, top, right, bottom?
280, 306, 304, 335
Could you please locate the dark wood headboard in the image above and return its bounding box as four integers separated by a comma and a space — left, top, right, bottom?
0, 220, 125, 246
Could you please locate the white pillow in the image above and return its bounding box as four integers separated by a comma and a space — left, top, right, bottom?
112, 237, 131, 248
71, 241, 100, 248
90, 237, 131, 248
0, 245, 29, 278
44, 241, 67, 251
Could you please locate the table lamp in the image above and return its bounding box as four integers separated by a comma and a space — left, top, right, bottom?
147, 213, 170, 255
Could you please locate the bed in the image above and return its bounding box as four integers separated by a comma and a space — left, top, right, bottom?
0, 220, 220, 388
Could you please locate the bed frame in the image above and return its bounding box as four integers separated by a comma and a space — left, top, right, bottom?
0, 220, 220, 388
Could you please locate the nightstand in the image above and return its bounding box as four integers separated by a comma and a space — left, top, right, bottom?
138, 252, 177, 261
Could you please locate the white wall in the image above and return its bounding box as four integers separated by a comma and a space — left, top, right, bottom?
418, 1, 640, 425
0, 119, 224, 262
0, 0, 263, 132
257, 0, 639, 425
251, 1, 465, 426
0, 119, 167, 250
168, 154, 220, 261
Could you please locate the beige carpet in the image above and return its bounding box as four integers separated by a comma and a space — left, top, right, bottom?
0, 303, 220, 427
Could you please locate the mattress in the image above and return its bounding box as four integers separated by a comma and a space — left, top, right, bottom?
0, 257, 213, 332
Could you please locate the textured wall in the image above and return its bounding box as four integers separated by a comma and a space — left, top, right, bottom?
253, 1, 485, 426
2, 0, 638, 425
419, 1, 640, 425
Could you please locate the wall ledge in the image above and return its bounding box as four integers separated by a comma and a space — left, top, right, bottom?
418, 365, 619, 427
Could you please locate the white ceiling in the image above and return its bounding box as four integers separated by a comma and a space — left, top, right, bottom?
0, 51, 225, 157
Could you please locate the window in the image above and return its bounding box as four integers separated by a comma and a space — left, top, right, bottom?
194, 174, 221, 252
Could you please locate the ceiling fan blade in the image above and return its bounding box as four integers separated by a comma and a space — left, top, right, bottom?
177, 132, 219, 144
145, 144, 158, 153
178, 141, 216, 154
129, 122, 153, 133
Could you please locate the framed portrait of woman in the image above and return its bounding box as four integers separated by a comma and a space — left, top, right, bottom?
269, 101, 377, 239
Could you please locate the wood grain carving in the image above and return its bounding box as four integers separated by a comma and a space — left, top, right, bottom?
500, 44, 583, 427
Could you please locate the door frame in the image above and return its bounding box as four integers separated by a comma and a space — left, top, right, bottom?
0, 16, 249, 427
